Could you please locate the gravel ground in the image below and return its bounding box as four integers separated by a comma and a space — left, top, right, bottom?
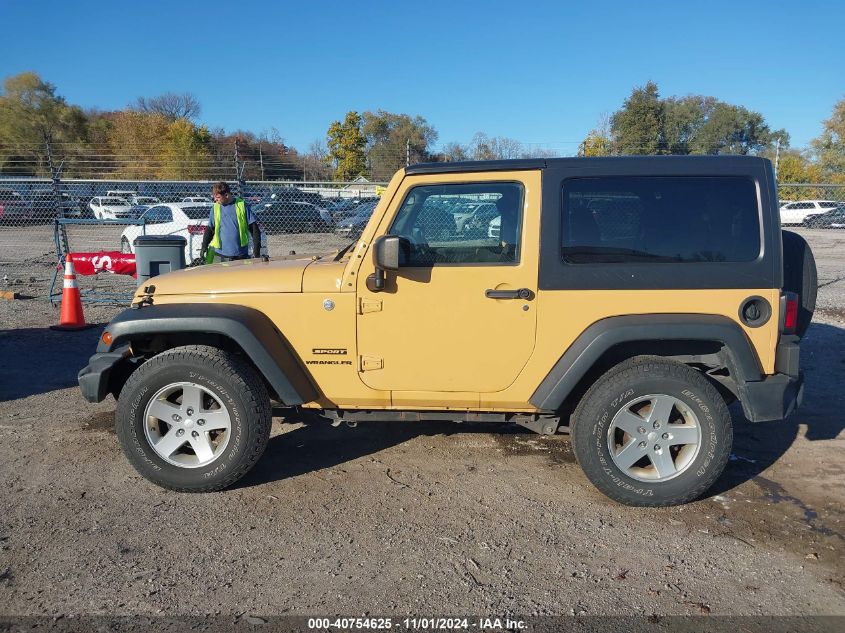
0, 230, 843, 618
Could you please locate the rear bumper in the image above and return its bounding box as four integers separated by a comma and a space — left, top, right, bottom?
740, 371, 804, 423
738, 334, 803, 423
78, 345, 130, 403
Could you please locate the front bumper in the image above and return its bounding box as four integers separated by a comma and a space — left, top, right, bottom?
78, 345, 131, 403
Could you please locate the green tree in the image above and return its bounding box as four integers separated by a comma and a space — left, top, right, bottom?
0, 72, 87, 174
579, 113, 613, 157
661, 96, 715, 154
772, 150, 825, 201
362, 110, 438, 180
327, 111, 367, 181
160, 119, 213, 179
609, 83, 785, 156
811, 96, 845, 182
690, 103, 787, 155
105, 111, 169, 179
610, 81, 664, 154
578, 132, 611, 157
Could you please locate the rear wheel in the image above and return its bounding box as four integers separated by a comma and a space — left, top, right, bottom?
116, 345, 272, 492
572, 357, 732, 507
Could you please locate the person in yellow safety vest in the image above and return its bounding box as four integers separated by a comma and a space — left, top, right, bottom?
200, 181, 262, 263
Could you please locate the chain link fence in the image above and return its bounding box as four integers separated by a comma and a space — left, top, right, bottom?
777, 184, 845, 227
1, 175, 843, 302
0, 177, 385, 301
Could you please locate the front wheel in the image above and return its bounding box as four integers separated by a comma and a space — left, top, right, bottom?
571, 357, 732, 507
116, 345, 272, 492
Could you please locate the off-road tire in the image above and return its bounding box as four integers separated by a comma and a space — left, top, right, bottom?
116, 345, 272, 492
571, 356, 732, 507
782, 230, 817, 338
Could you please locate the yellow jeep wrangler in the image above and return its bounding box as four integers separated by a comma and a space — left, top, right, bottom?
79, 156, 814, 506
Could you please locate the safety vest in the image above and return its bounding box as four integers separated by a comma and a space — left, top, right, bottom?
210, 198, 249, 249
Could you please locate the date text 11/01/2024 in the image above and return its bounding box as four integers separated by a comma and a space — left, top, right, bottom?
306, 617, 527, 630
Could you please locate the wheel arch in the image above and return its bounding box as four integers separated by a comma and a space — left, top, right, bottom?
530, 314, 763, 413
99, 303, 318, 405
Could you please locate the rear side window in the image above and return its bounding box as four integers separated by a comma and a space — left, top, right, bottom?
561, 176, 760, 264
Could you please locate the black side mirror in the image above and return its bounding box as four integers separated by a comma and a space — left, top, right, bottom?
369, 235, 401, 292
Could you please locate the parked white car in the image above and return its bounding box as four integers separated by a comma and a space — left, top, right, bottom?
131, 195, 160, 205
89, 196, 134, 219
106, 190, 137, 201
181, 196, 212, 204
779, 200, 841, 225
120, 202, 266, 263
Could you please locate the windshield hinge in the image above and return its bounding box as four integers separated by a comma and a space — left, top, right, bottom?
358, 298, 383, 314
359, 355, 383, 371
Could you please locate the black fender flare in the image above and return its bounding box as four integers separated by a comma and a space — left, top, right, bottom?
529, 314, 763, 411
98, 303, 317, 405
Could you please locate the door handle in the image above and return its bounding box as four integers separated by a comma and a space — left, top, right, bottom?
485, 288, 534, 300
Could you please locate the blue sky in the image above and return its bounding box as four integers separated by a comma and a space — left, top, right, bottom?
1, 0, 843, 153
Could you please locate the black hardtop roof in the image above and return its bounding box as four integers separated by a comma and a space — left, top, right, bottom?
405, 155, 770, 175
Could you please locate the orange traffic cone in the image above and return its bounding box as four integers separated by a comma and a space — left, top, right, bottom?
51, 260, 95, 331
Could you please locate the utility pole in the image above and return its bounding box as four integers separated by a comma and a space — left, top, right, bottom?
45, 135, 64, 221
259, 143, 265, 181
774, 137, 782, 181
406, 138, 410, 167
234, 138, 245, 197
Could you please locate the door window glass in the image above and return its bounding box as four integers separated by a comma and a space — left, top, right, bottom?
389, 182, 523, 265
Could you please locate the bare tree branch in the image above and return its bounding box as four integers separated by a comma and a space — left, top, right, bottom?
132, 92, 201, 121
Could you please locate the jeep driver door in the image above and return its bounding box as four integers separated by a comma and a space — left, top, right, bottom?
355, 171, 540, 398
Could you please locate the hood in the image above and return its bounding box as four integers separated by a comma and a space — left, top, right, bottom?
146, 257, 314, 296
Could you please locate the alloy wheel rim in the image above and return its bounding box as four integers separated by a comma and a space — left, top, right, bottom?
143, 381, 232, 468
606, 394, 702, 482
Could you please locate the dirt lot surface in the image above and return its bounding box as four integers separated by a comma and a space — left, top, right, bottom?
1, 229, 844, 619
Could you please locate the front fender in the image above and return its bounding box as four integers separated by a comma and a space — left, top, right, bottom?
91, 303, 317, 405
